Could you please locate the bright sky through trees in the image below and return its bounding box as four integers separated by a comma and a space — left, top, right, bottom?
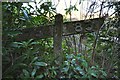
23, 0, 117, 20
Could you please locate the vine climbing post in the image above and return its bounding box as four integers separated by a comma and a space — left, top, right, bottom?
53, 14, 63, 64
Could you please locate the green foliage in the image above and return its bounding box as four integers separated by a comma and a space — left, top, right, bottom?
65, 5, 78, 15
17, 53, 107, 79
59, 53, 106, 79
2, 1, 119, 79
2, 2, 55, 79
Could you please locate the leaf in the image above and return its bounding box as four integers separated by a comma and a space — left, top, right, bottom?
19, 63, 28, 67
66, 54, 74, 59
23, 69, 30, 77
33, 62, 47, 66
14, 54, 27, 64
91, 73, 98, 78
71, 59, 76, 64
31, 42, 39, 45
75, 66, 85, 75
62, 67, 69, 73
28, 5, 34, 9
10, 42, 23, 48
31, 68, 37, 77
7, 31, 22, 37
81, 60, 88, 68
91, 66, 96, 69
74, 75, 80, 78
53, 71, 57, 75
22, 9, 29, 20
79, 71, 85, 76
75, 66, 82, 71
64, 61, 70, 65
100, 70, 107, 76
30, 57, 38, 64
36, 74, 44, 78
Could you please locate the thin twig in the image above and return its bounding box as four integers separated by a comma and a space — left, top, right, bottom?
73, 35, 77, 54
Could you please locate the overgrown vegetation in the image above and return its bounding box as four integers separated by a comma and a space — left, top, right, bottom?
2, 0, 120, 79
